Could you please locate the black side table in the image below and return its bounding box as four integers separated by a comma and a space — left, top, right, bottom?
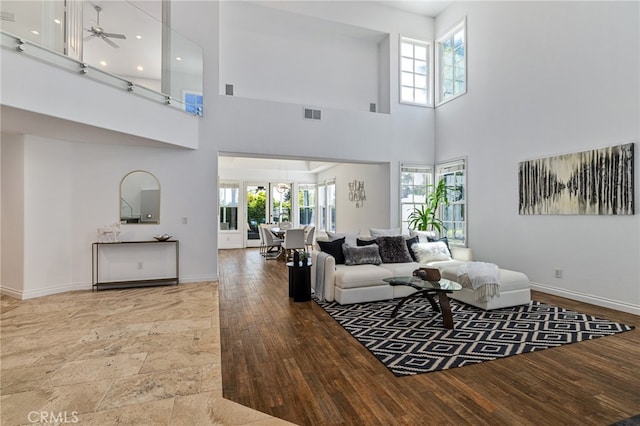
287, 261, 312, 302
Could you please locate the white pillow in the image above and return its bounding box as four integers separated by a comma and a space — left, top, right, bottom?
409, 229, 437, 243
369, 227, 401, 238
411, 241, 452, 263
327, 231, 359, 246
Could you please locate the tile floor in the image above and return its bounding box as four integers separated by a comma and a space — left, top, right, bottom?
0, 282, 294, 425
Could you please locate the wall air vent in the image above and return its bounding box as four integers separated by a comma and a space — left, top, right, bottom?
304, 107, 321, 120
369, 103, 377, 113
225, 84, 234, 96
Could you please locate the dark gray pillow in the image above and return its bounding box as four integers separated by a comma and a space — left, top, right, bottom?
342, 244, 382, 266
376, 236, 413, 263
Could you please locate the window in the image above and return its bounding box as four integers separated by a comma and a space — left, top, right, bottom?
298, 184, 316, 226
184, 92, 203, 116
436, 19, 466, 106
400, 164, 434, 234
318, 179, 336, 232
400, 37, 431, 106
436, 159, 466, 246
219, 181, 239, 230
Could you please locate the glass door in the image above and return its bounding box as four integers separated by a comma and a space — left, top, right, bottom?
270, 182, 292, 224
246, 184, 267, 247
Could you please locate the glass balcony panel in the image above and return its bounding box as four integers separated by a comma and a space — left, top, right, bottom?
0, 0, 203, 116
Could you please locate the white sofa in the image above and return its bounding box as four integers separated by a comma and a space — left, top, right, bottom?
311, 245, 531, 310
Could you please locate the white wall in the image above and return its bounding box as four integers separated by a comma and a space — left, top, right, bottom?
318, 163, 390, 235
435, 1, 640, 313
1, 133, 25, 297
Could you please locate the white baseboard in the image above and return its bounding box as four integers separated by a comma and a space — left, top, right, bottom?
531, 281, 640, 316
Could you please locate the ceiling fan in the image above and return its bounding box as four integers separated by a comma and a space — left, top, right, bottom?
85, 5, 126, 48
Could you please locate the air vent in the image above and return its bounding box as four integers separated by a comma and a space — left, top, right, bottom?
369, 103, 377, 113
304, 107, 321, 120
225, 84, 234, 96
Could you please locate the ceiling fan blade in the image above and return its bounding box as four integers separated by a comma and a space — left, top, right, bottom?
102, 32, 126, 40
102, 36, 120, 49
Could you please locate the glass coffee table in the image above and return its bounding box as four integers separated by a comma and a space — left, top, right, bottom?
383, 276, 462, 329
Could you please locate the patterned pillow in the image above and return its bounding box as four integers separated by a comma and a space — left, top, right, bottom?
317, 237, 346, 264
342, 244, 382, 266
375, 236, 413, 263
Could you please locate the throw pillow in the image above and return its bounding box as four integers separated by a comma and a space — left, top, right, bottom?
327, 231, 359, 247
356, 237, 376, 246
369, 227, 401, 238
409, 229, 437, 243
411, 241, 452, 264
376, 236, 413, 263
404, 236, 419, 261
318, 237, 346, 264
342, 244, 382, 266
427, 236, 452, 256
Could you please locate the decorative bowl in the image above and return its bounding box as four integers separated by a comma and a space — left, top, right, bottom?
154, 234, 172, 242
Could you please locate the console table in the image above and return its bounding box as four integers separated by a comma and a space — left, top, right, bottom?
92, 240, 179, 290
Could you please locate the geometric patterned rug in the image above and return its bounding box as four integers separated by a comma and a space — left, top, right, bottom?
316, 298, 635, 376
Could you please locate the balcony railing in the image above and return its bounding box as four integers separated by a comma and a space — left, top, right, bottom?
0, 0, 203, 115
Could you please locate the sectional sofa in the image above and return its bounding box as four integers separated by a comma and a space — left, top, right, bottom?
310, 232, 531, 310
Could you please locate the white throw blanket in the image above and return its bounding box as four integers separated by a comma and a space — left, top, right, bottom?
457, 262, 501, 302
314, 252, 330, 302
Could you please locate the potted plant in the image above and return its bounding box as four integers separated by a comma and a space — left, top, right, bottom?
299, 251, 310, 265
407, 178, 451, 234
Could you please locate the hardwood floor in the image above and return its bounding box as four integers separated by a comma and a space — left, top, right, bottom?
219, 248, 640, 426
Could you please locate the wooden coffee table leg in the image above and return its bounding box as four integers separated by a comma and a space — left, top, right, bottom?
438, 292, 454, 329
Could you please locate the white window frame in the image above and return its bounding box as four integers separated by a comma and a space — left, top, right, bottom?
400, 163, 434, 234
219, 181, 240, 231
435, 18, 467, 107
399, 36, 432, 107
436, 158, 466, 246
318, 179, 336, 232
298, 183, 316, 227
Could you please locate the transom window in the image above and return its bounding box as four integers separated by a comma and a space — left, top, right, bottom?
436, 19, 466, 106
400, 37, 431, 107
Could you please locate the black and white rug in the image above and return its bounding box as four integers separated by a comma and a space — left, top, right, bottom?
316, 298, 634, 376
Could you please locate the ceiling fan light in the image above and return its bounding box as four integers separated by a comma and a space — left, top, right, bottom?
99, 60, 107, 66
54, 18, 61, 24
137, 65, 144, 71
175, 57, 183, 61
136, 35, 142, 40
31, 30, 40, 35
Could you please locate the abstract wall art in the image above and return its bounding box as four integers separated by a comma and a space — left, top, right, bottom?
519, 143, 634, 215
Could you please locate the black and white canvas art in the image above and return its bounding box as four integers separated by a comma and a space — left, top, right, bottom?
519, 143, 634, 215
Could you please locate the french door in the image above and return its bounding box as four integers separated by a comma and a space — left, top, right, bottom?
245, 182, 292, 247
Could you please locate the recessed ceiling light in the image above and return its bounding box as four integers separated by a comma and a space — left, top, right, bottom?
137, 65, 144, 71
31, 30, 40, 35
136, 35, 142, 40
54, 18, 61, 24
99, 60, 107, 66
175, 56, 183, 61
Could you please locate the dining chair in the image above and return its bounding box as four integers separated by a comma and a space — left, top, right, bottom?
282, 228, 306, 261
304, 225, 316, 252
278, 221, 292, 230
262, 226, 283, 259
258, 224, 267, 256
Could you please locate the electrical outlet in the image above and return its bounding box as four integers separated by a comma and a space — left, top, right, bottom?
182, 217, 188, 225
555, 269, 563, 278
137, 262, 143, 270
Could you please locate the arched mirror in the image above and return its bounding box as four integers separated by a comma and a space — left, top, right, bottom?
120, 171, 160, 224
